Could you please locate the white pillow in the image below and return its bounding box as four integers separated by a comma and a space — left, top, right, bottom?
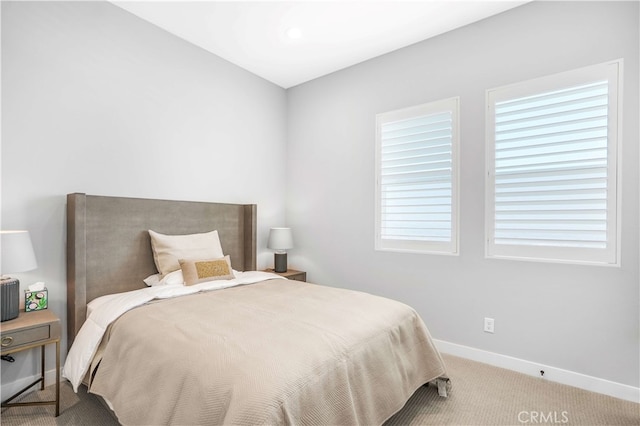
143, 270, 185, 287
148, 229, 224, 276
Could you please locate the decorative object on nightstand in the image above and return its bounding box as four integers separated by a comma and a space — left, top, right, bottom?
25, 282, 48, 312
1, 309, 61, 416
1, 231, 37, 322
263, 268, 307, 282
267, 227, 293, 273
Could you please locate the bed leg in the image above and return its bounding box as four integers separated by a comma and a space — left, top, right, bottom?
436, 377, 450, 397
425, 377, 450, 397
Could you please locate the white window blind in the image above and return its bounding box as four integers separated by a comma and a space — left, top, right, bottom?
486, 60, 621, 265
375, 98, 459, 254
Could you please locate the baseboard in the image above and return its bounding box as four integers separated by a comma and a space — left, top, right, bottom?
434, 339, 640, 404
0, 368, 58, 401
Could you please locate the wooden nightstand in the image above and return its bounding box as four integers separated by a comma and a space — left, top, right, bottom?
0, 309, 61, 416
263, 269, 307, 282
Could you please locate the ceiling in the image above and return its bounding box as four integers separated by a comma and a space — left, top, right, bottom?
113, 1, 530, 88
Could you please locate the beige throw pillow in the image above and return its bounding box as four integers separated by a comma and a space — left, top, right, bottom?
179, 255, 234, 286
148, 230, 224, 277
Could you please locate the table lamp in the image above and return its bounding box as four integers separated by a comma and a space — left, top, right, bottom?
1, 230, 37, 321
267, 228, 293, 273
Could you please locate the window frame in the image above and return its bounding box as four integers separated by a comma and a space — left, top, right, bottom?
485, 60, 623, 266
375, 97, 460, 255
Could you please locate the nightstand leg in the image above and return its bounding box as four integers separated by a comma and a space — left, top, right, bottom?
55, 340, 60, 416
40, 345, 45, 390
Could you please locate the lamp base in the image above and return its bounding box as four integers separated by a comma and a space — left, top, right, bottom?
1, 277, 20, 322
274, 253, 288, 273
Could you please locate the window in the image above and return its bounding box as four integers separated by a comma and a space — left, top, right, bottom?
486, 60, 622, 265
375, 97, 459, 254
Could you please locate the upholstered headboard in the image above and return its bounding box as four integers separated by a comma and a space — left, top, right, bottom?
66, 193, 256, 349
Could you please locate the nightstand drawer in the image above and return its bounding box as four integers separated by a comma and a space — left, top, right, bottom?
1, 324, 51, 350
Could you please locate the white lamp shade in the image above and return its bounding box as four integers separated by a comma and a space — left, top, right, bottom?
1, 230, 37, 275
267, 228, 294, 251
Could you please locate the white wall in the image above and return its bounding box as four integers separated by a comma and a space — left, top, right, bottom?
1, 1, 287, 389
287, 0, 639, 389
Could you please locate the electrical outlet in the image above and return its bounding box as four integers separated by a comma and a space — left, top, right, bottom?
484, 317, 495, 333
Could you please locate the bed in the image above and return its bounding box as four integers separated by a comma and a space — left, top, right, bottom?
63, 193, 448, 425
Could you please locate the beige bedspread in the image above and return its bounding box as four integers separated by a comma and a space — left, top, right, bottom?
89, 279, 446, 425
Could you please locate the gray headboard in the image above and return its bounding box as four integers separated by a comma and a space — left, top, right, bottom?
66, 193, 257, 349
